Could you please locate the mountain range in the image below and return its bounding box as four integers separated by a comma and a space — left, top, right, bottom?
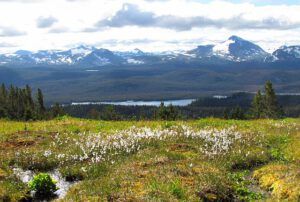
1, 35, 300, 103
1, 36, 300, 67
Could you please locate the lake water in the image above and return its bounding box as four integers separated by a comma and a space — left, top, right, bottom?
71, 99, 196, 107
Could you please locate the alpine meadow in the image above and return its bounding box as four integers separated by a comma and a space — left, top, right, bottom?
0, 0, 300, 201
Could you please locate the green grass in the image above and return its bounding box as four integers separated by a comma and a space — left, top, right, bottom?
0, 117, 300, 201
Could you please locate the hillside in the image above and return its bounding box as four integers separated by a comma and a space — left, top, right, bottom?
0, 117, 299, 201
2, 62, 300, 103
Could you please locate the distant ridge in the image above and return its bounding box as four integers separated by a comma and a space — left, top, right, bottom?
0, 36, 299, 67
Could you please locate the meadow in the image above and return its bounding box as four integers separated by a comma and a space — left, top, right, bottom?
0, 117, 299, 201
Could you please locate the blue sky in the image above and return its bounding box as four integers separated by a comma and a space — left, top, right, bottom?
0, 0, 300, 53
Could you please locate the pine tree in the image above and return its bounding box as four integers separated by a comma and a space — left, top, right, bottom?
23, 85, 34, 120
0, 83, 7, 118
8, 85, 17, 119
157, 102, 180, 121
102, 105, 118, 120
36, 88, 45, 118
0, 84, 47, 120
250, 81, 283, 119
168, 104, 179, 121
230, 106, 245, 120
223, 108, 230, 119
51, 103, 65, 118
25, 85, 34, 108
251, 90, 264, 118
264, 81, 281, 119
157, 102, 169, 120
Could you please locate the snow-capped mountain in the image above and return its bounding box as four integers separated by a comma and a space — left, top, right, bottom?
0, 46, 153, 66
0, 45, 97, 66
79, 48, 126, 66
187, 36, 269, 61
0, 36, 299, 67
269, 45, 300, 61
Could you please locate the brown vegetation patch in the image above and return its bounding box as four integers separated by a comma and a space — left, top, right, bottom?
169, 143, 194, 152
0, 131, 56, 150
0, 169, 7, 180
141, 156, 170, 168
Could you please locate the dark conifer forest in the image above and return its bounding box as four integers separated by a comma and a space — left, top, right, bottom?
0, 84, 64, 120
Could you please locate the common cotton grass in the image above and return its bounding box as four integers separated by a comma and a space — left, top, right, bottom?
33, 125, 245, 166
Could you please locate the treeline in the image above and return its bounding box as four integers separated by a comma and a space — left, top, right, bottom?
1, 82, 296, 121
0, 84, 64, 120
63, 104, 180, 121
64, 81, 295, 121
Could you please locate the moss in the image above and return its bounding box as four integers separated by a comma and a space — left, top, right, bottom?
0, 179, 30, 202
0, 169, 7, 180
284, 132, 300, 163
253, 164, 300, 200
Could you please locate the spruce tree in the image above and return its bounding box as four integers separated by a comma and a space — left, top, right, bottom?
157, 102, 169, 120
251, 90, 264, 118
0, 83, 7, 117
250, 81, 283, 119
36, 88, 45, 116
8, 85, 17, 119
223, 108, 231, 120
51, 103, 65, 118
264, 81, 281, 118
0, 84, 47, 120
25, 85, 34, 108
24, 85, 34, 120
230, 106, 245, 120
169, 104, 180, 120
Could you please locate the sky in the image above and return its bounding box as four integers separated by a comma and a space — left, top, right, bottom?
0, 0, 300, 53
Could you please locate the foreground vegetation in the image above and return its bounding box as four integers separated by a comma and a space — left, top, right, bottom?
0, 117, 299, 201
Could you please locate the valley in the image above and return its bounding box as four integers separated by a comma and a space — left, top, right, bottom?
1, 36, 300, 103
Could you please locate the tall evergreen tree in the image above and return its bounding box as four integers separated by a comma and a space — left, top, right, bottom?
51, 103, 65, 118
157, 102, 180, 120
251, 90, 264, 118
25, 85, 34, 108
23, 85, 34, 120
36, 88, 45, 114
250, 81, 282, 119
264, 81, 281, 118
0, 84, 47, 120
0, 83, 7, 117
157, 102, 169, 120
230, 106, 245, 120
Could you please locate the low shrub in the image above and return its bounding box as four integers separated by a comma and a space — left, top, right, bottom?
28, 173, 58, 198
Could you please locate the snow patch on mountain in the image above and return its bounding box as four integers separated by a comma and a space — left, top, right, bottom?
127, 58, 144, 64
213, 39, 234, 56
70, 45, 94, 56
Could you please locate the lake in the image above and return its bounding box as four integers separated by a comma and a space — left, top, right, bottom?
71, 99, 196, 107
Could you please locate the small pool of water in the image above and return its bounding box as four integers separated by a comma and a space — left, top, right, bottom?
13, 168, 76, 200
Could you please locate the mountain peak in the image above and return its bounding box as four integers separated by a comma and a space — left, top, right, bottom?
133, 48, 144, 54
14, 50, 32, 56
271, 45, 300, 61
228, 35, 244, 41
74, 45, 95, 50
189, 35, 268, 61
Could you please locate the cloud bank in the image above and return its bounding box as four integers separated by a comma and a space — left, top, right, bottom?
95, 3, 300, 31
0, 0, 300, 53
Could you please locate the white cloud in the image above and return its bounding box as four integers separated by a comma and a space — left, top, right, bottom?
0, 26, 26, 37
0, 0, 299, 53
37, 16, 58, 28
